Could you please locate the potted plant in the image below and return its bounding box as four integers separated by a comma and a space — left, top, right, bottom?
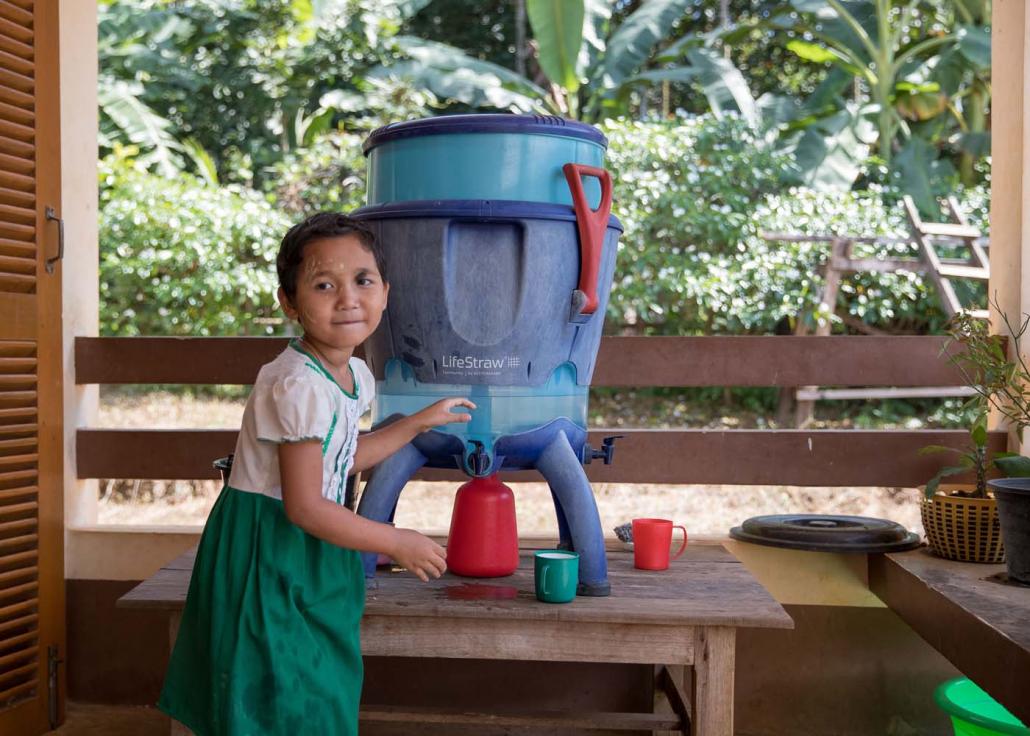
919, 411, 1005, 563
946, 306, 1030, 582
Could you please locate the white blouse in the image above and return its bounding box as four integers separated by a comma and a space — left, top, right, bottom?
227, 341, 375, 504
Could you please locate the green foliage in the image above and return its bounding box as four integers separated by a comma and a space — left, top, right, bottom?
777, 0, 992, 199
947, 303, 1030, 442
380, 37, 548, 113
266, 131, 369, 217
527, 0, 584, 94
403, 0, 824, 106
752, 186, 947, 333
953, 179, 990, 233
605, 1, 828, 117
99, 151, 292, 336
384, 0, 749, 123
937, 301, 1030, 483
602, 115, 789, 334
99, 0, 412, 183
100, 106, 991, 344
919, 411, 989, 498
402, 0, 518, 71
318, 74, 441, 132
383, 0, 990, 200
606, 114, 879, 334
602, 113, 988, 336
97, 76, 185, 178
93, 0, 998, 440
844, 396, 980, 430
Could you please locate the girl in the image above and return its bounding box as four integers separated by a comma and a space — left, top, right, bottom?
158, 212, 474, 735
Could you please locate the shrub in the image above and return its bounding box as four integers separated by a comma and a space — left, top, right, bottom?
100, 115, 991, 340
601, 114, 794, 334
266, 131, 368, 217
746, 186, 933, 333
99, 152, 292, 336
748, 184, 990, 334
601, 114, 989, 335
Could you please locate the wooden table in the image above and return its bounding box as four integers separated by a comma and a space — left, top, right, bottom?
869, 549, 1030, 725
120, 543, 792, 735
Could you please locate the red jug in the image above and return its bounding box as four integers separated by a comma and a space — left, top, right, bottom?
446, 474, 519, 577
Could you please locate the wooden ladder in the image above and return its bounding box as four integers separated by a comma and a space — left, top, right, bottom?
768, 197, 988, 427
903, 195, 989, 319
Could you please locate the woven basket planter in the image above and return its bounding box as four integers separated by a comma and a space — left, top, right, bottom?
920, 486, 1005, 563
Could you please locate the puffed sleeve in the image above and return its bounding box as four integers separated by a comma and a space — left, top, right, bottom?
352, 359, 376, 415
253, 373, 334, 444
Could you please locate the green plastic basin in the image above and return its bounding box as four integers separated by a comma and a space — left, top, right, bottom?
935, 678, 1029, 736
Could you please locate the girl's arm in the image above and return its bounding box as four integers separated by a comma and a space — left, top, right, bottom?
279, 440, 447, 581
350, 397, 475, 473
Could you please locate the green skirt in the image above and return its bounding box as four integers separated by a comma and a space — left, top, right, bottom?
158, 486, 365, 736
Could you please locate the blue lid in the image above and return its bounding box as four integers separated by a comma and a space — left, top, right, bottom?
363, 114, 608, 155
353, 199, 623, 233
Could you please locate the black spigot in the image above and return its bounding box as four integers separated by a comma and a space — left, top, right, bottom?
582, 435, 624, 465
466, 440, 492, 477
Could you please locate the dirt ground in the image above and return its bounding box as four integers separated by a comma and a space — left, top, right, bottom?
96, 392, 925, 536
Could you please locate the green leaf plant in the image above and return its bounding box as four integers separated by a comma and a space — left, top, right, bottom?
377, 0, 747, 123
918, 409, 989, 499
941, 294, 1030, 490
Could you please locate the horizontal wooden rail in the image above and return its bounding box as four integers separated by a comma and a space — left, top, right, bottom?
77, 428, 1006, 487
75, 336, 971, 387
358, 704, 681, 731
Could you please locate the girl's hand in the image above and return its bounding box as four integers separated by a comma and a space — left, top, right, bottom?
389, 528, 447, 582
413, 397, 476, 432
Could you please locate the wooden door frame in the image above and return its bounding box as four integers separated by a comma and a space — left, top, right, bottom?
35, 0, 65, 728
2, 0, 65, 732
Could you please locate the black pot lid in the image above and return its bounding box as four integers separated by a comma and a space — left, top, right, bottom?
729, 514, 921, 553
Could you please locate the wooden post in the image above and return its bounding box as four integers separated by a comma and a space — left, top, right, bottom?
990, 0, 1029, 451
59, 0, 100, 529
691, 627, 735, 736
794, 237, 847, 427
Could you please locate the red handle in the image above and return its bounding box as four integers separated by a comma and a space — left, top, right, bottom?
563, 163, 613, 317
670, 525, 688, 561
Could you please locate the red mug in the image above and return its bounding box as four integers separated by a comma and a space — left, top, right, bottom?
632, 518, 688, 570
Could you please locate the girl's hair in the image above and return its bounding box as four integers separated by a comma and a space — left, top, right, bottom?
276, 212, 387, 300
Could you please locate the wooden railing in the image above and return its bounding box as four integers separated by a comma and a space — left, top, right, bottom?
74, 336, 1006, 486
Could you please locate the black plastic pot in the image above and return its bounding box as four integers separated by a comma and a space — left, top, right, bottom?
987, 478, 1030, 584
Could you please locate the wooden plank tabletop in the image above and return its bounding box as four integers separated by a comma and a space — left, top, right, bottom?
120, 543, 792, 631
869, 549, 1030, 725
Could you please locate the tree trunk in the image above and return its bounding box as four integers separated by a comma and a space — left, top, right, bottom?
515, 0, 527, 77
720, 0, 731, 58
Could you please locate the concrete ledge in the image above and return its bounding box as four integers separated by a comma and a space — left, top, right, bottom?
66, 526, 202, 581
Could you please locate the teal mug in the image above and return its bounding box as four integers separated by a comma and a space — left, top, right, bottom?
534, 550, 579, 603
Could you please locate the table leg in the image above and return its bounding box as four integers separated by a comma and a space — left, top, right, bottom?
691, 627, 735, 736
167, 612, 193, 736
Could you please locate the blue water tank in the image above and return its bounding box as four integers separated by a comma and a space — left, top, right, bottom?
364, 114, 607, 208
354, 199, 622, 474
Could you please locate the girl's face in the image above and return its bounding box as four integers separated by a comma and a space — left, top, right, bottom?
278, 235, 389, 352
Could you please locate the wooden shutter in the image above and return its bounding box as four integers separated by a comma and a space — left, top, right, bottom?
0, 0, 64, 733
